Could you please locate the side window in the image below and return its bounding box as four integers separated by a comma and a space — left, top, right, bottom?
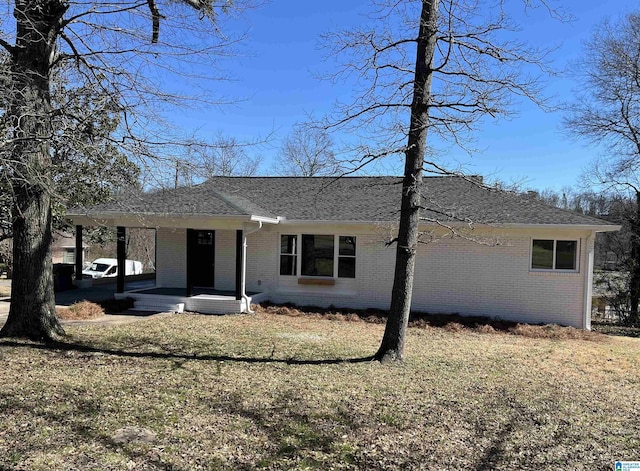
280, 235, 297, 276
63, 248, 75, 264
531, 239, 577, 271
555, 241, 577, 270
531, 239, 554, 269
338, 236, 356, 278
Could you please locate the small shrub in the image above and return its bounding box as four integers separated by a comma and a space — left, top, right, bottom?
444, 322, 464, 332
476, 324, 496, 334
325, 313, 345, 322
508, 323, 602, 341
345, 313, 363, 323
56, 300, 105, 320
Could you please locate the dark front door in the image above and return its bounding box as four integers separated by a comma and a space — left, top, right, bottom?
187, 230, 215, 291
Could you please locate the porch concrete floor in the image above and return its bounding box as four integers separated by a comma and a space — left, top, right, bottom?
130, 287, 259, 297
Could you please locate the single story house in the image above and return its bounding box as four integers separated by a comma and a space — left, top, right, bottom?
52, 231, 88, 265
67, 176, 620, 329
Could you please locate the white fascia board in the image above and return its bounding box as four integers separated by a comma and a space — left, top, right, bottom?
67, 211, 272, 227
249, 215, 282, 224
276, 219, 621, 232
278, 219, 385, 226
492, 223, 622, 232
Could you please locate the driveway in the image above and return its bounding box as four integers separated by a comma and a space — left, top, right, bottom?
0, 299, 9, 326
0, 279, 162, 329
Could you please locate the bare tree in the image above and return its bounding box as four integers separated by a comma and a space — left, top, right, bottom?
323, 0, 557, 361
172, 135, 262, 188
565, 12, 640, 325
0, 1, 250, 341
274, 122, 342, 176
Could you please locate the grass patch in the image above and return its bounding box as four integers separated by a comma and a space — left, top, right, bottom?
0, 285, 10, 297
0, 312, 638, 470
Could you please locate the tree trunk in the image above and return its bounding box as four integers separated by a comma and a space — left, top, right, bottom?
628, 191, 640, 325
375, 0, 439, 363
0, 0, 67, 341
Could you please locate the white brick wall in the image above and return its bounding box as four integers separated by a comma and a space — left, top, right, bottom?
410, 233, 587, 327
246, 230, 278, 293
267, 229, 591, 328
154, 225, 593, 327
156, 227, 186, 288
214, 230, 236, 291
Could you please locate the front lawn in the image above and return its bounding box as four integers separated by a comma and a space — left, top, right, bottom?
0, 312, 638, 470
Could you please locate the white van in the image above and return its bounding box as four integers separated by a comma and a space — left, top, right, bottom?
82, 258, 143, 279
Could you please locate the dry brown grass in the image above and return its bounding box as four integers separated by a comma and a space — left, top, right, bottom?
0, 312, 638, 470
56, 300, 105, 320
0, 285, 10, 297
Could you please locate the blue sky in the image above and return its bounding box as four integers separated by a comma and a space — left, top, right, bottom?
171, 1, 635, 191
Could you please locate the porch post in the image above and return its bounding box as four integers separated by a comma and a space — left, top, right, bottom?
235, 230, 243, 300
186, 229, 192, 297
117, 226, 126, 294
75, 225, 83, 281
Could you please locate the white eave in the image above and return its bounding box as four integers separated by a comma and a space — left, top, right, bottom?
66, 210, 283, 226
250, 215, 282, 224
66, 210, 621, 233
493, 223, 622, 232
277, 219, 622, 232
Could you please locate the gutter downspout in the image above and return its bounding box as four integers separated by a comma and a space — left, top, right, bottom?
583, 232, 596, 330
241, 221, 263, 313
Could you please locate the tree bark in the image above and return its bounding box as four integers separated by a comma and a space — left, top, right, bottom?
628, 191, 640, 325
375, 0, 439, 363
0, 1, 67, 341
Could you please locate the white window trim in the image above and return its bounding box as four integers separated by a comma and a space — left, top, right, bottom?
279, 234, 298, 276
529, 238, 580, 273
278, 233, 356, 279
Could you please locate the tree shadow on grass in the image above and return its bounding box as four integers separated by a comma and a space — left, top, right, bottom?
0, 339, 375, 366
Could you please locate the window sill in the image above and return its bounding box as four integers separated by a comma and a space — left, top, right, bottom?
298, 278, 336, 286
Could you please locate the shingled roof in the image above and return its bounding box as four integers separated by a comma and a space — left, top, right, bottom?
73, 176, 615, 227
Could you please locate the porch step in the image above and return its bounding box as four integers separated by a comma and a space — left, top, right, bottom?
132, 301, 184, 313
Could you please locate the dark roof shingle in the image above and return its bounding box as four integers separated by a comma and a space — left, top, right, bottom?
74, 176, 615, 227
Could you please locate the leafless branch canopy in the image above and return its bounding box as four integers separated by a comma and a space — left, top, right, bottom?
0, 0, 255, 222
274, 121, 343, 177
321, 0, 557, 173
565, 12, 640, 195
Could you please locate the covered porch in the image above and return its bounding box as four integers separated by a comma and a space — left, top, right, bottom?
68, 213, 280, 315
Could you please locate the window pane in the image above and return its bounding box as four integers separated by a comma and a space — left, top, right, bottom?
197, 231, 213, 245
301, 235, 334, 276
556, 240, 577, 270
280, 235, 297, 255
532, 239, 554, 269
280, 255, 297, 276
63, 249, 75, 264
338, 258, 356, 278
339, 236, 356, 256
